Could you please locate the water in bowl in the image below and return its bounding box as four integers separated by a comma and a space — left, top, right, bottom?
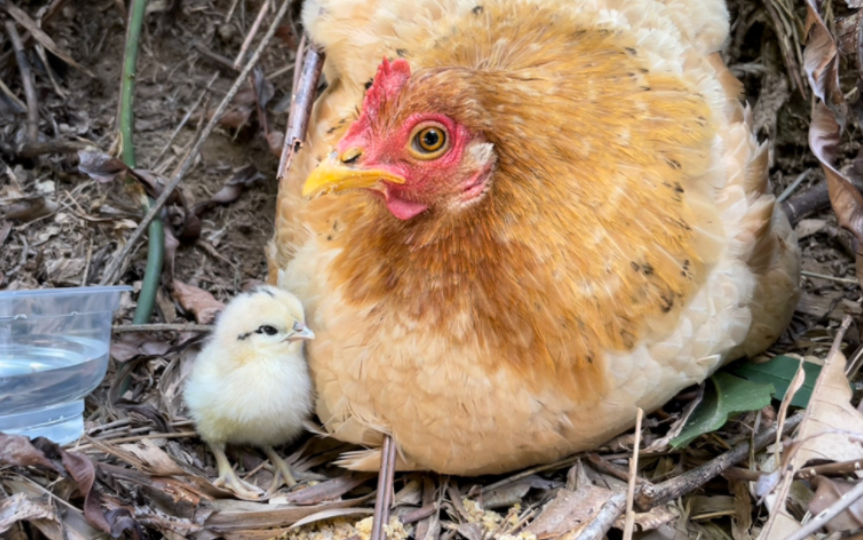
0, 335, 108, 444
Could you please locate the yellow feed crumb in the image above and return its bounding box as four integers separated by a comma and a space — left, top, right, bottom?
278, 515, 412, 540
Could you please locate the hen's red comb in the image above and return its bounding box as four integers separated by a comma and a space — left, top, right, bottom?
363, 57, 411, 113
341, 58, 411, 143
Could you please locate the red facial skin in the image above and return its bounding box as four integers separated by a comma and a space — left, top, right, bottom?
332, 58, 494, 221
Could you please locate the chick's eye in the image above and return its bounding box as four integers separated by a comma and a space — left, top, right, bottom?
256, 325, 279, 336
411, 125, 448, 158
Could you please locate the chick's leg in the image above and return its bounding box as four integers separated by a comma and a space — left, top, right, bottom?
209, 442, 263, 500
263, 446, 297, 493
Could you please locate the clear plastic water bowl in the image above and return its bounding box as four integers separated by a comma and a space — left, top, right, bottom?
0, 286, 131, 444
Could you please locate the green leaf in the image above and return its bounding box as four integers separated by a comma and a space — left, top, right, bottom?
730, 355, 821, 409
671, 372, 774, 449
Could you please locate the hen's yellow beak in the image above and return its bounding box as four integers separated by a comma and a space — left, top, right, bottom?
302, 152, 406, 197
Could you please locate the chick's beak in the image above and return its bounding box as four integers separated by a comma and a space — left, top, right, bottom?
286, 320, 315, 342
301, 151, 406, 197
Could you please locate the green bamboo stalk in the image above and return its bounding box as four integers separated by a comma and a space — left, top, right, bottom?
118, 0, 164, 327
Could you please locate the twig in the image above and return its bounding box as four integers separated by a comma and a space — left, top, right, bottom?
586, 454, 648, 486
0, 75, 27, 112
14, 139, 90, 157
777, 170, 812, 203
634, 411, 805, 511
782, 478, 863, 540
622, 409, 643, 540
233, 0, 271, 69
112, 323, 212, 333
73, 430, 196, 451
781, 175, 863, 226
99, 0, 293, 286
5, 20, 39, 142
725, 458, 863, 481
81, 239, 93, 286
193, 42, 240, 73
573, 493, 627, 540
800, 270, 858, 285
371, 435, 397, 540
277, 35, 325, 180
224, 0, 242, 23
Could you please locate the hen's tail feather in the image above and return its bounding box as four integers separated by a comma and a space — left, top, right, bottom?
334, 448, 423, 472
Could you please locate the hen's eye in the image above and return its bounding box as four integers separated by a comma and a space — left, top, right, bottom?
418, 128, 444, 151
256, 325, 279, 336
410, 124, 448, 158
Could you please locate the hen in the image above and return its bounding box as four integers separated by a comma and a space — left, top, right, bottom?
268, 0, 801, 475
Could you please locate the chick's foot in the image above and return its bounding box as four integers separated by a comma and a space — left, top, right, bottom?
210, 443, 265, 500
264, 446, 298, 495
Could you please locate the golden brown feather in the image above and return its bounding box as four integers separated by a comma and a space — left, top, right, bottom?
268, 0, 801, 475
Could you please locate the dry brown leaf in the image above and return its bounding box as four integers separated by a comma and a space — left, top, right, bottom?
4, 196, 59, 221
807, 476, 863, 532
612, 505, 678, 532
1, 436, 141, 539
808, 103, 863, 288
77, 149, 128, 183
98, 438, 186, 476
110, 332, 172, 363
0, 433, 63, 473
99, 462, 222, 501
730, 479, 753, 540
172, 280, 226, 324
482, 475, 559, 509
202, 496, 372, 535
794, 217, 828, 239
804, 1, 845, 116
757, 322, 863, 540
275, 475, 372, 506
31, 438, 142, 539
523, 484, 615, 540
0, 493, 55, 533
4, 480, 106, 540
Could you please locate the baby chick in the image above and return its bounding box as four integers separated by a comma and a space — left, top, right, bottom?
184, 285, 315, 500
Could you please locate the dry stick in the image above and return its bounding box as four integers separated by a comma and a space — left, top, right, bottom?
370, 435, 397, 540
622, 408, 643, 540
98, 0, 292, 286
800, 270, 858, 286
193, 42, 239, 73
726, 458, 863, 481
73, 430, 196, 451
782, 478, 863, 540
777, 170, 812, 203
0, 75, 27, 112
573, 493, 627, 540
233, 0, 271, 69
634, 410, 804, 511
277, 36, 324, 181
5, 20, 39, 142
112, 323, 212, 333
14, 139, 90, 158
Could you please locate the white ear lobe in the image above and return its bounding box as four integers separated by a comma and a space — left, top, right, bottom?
466, 142, 496, 168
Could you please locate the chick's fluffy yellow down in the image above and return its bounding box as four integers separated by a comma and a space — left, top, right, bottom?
268, 0, 801, 475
